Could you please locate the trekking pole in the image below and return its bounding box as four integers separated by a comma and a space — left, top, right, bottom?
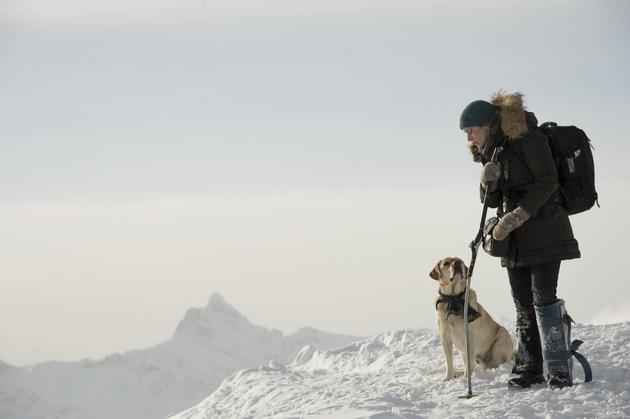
459, 146, 503, 400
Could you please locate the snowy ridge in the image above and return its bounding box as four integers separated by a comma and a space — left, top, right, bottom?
0, 360, 15, 373
173, 322, 630, 418
587, 303, 630, 326
0, 293, 359, 419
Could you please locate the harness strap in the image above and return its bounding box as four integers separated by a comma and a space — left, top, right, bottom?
435, 288, 481, 323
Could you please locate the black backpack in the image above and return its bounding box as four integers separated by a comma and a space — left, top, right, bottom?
539, 122, 599, 215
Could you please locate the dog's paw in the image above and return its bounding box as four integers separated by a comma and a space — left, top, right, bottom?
443, 371, 463, 381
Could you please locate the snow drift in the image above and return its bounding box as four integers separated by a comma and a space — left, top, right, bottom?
172, 322, 630, 418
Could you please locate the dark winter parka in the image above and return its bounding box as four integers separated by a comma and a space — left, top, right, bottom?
470, 92, 581, 268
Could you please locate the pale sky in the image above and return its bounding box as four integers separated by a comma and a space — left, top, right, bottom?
1, 0, 629, 366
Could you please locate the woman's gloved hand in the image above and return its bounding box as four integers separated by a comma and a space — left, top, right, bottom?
492, 206, 530, 241
480, 162, 501, 192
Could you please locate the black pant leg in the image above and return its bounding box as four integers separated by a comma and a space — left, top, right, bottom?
530, 260, 560, 307
508, 265, 543, 375
508, 265, 533, 312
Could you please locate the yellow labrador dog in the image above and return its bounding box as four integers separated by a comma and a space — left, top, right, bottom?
430, 257, 514, 381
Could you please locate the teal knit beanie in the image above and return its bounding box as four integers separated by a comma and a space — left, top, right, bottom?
459, 100, 499, 130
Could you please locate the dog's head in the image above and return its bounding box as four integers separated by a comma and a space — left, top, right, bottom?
429, 257, 469, 290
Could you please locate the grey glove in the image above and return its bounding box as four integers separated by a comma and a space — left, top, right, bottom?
480, 162, 501, 192
492, 206, 530, 241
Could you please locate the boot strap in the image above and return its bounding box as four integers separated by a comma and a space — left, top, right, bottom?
571, 339, 593, 383
537, 314, 592, 383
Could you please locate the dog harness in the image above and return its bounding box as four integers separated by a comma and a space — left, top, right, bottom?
436, 288, 481, 323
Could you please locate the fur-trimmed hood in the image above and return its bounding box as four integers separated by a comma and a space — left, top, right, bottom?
490, 90, 528, 140
467, 90, 536, 162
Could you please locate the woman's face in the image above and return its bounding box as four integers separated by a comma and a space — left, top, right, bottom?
463, 125, 489, 150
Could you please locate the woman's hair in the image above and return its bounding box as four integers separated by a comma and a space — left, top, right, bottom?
467, 112, 503, 164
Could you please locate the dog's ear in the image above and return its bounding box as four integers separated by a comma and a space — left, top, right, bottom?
429, 263, 441, 280
463, 263, 469, 278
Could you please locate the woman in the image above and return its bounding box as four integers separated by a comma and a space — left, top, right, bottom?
459, 91, 580, 389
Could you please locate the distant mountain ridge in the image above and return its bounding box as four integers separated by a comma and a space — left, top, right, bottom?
0, 293, 360, 419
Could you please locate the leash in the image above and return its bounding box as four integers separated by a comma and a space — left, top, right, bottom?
459, 146, 503, 399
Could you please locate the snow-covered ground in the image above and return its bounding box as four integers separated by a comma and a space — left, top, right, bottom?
173, 322, 630, 418
3, 294, 629, 419
0, 293, 359, 419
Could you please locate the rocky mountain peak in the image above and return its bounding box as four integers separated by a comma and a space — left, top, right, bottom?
173, 293, 248, 338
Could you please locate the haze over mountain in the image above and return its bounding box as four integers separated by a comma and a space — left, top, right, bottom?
0, 293, 359, 419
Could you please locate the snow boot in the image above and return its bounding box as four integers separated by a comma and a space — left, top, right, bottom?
535, 299, 593, 389
508, 309, 545, 389
508, 372, 545, 389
